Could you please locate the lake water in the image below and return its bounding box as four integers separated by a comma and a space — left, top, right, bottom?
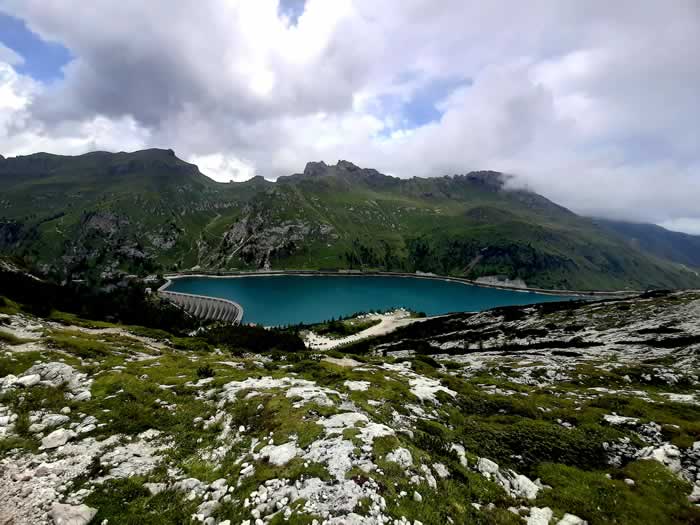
165, 274, 574, 326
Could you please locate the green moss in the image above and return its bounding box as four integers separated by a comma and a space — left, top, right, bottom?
0, 351, 57, 377
453, 417, 622, 475
2, 383, 75, 420
536, 461, 700, 525
0, 435, 37, 454
589, 395, 700, 444
311, 317, 382, 339
48, 310, 119, 329
0, 329, 34, 345
170, 336, 213, 353
47, 331, 115, 358
0, 295, 21, 315
85, 479, 198, 525
381, 468, 517, 525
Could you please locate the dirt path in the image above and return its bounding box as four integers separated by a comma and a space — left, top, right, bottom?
304, 310, 429, 350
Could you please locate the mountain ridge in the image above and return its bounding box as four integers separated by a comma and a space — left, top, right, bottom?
594, 218, 700, 270
1, 149, 698, 291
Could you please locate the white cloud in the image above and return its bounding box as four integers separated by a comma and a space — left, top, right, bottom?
659, 218, 700, 236
189, 153, 255, 183
0, 62, 149, 157
0, 0, 698, 233
0, 43, 23, 66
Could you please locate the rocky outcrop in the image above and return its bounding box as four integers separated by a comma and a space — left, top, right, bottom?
218, 207, 336, 269
477, 457, 541, 500
49, 503, 97, 525
1, 362, 93, 401
41, 428, 76, 450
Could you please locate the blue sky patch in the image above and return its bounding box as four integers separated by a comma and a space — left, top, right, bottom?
374, 74, 471, 137
402, 76, 470, 127
278, 0, 306, 25
0, 13, 71, 82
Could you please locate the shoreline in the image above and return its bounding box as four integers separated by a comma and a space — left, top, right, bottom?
158, 269, 641, 298
304, 309, 429, 350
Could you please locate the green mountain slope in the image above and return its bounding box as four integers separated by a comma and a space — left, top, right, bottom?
594, 219, 700, 269
1, 150, 698, 291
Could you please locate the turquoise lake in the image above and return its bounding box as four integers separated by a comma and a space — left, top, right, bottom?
166, 275, 574, 326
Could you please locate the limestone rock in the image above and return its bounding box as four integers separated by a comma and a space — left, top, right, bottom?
41, 428, 75, 449
689, 484, 700, 504
344, 380, 370, 391
386, 448, 413, 469
259, 442, 300, 466
558, 513, 587, 524
510, 474, 540, 500
477, 457, 499, 476
49, 503, 98, 525
637, 443, 682, 473
450, 443, 468, 467
0, 373, 18, 390
16, 374, 41, 387
527, 507, 553, 525
72, 390, 92, 402
24, 362, 84, 389
477, 456, 540, 500
144, 483, 167, 495
433, 463, 449, 478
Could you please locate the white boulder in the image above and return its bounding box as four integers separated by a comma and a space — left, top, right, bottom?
527, 507, 553, 525
558, 513, 587, 524
344, 380, 370, 391
688, 484, 700, 504
16, 374, 41, 387
386, 448, 413, 469
477, 457, 500, 476
259, 442, 300, 466
49, 503, 97, 525
637, 443, 682, 473
41, 428, 75, 450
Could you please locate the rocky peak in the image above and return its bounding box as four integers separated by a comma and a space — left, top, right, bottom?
453, 170, 509, 191
301, 160, 379, 179
303, 161, 329, 176
336, 160, 361, 172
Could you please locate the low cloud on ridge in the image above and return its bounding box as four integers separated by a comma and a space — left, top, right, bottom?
0, 0, 698, 231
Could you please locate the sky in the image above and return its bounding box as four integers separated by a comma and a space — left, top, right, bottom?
0, 1, 699, 234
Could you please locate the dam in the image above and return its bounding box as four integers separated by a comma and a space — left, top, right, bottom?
158, 288, 243, 324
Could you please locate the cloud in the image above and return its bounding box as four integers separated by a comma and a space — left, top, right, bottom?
0, 42, 23, 65
0, 0, 698, 232
0, 62, 150, 156
188, 153, 255, 183
660, 218, 700, 236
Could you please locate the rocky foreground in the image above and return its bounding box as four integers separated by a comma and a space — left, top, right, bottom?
0, 292, 699, 524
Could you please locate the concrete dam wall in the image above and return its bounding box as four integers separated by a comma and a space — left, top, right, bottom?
159, 290, 243, 324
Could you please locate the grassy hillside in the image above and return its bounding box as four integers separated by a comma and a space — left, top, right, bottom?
594, 219, 700, 269
2, 150, 699, 291
1, 288, 699, 524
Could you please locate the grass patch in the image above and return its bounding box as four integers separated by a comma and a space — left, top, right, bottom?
0, 329, 33, 345
312, 317, 382, 338
536, 460, 700, 525
85, 479, 199, 525
47, 331, 114, 358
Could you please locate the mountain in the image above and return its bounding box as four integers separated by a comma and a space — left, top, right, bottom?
594, 218, 700, 270
1, 149, 699, 290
